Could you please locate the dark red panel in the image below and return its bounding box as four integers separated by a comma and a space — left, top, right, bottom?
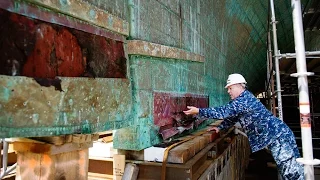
0, 9, 126, 79
153, 92, 209, 127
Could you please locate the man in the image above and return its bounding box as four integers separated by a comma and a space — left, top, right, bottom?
183, 73, 304, 180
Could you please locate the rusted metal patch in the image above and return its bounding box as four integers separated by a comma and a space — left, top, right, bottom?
0, 0, 125, 42
153, 92, 208, 127
18, 0, 129, 36
127, 40, 205, 62
153, 92, 208, 139
0, 9, 126, 78
0, 76, 132, 138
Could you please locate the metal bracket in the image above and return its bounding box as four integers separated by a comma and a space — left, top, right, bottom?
296, 158, 320, 165
290, 72, 314, 77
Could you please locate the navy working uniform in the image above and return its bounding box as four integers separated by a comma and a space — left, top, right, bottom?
199, 90, 304, 180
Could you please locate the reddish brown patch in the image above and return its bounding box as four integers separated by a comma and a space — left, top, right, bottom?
22, 24, 57, 78
153, 92, 209, 127
55, 28, 84, 77
0, 9, 126, 79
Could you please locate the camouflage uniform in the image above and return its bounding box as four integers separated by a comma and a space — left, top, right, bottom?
199, 90, 304, 180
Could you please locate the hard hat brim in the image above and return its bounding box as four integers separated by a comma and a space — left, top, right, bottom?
225, 82, 246, 88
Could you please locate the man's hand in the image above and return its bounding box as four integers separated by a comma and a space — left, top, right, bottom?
207, 126, 219, 133
183, 106, 199, 115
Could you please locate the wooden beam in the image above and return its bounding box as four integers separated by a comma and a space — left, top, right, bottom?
88, 172, 113, 180
16, 149, 89, 180
113, 154, 125, 180
13, 141, 92, 155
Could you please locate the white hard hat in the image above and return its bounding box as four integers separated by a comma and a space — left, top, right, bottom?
225, 73, 247, 88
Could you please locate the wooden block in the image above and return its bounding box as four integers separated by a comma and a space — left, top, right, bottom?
203, 131, 219, 142
16, 149, 88, 180
113, 154, 125, 180
13, 141, 93, 155
102, 136, 113, 143
25, 134, 99, 145
30, 136, 67, 145
189, 137, 201, 153
88, 172, 113, 180
182, 142, 196, 157
122, 163, 139, 180
198, 136, 208, 150
167, 145, 192, 163
97, 131, 113, 136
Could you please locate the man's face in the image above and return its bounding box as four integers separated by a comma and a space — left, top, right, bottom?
227, 84, 244, 100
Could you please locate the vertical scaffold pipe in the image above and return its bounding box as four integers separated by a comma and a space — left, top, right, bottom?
270, 0, 283, 120
291, 0, 320, 179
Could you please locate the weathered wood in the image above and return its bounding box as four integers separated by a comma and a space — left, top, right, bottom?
88, 172, 113, 180
193, 160, 213, 179
145, 134, 212, 164
122, 163, 139, 180
167, 144, 193, 163
30, 134, 99, 145
203, 131, 219, 143
198, 135, 250, 180
97, 131, 113, 136
113, 154, 125, 180
88, 157, 113, 175
136, 142, 216, 180
13, 141, 92, 155
16, 149, 89, 180
102, 136, 113, 143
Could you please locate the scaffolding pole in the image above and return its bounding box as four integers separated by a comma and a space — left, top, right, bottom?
279, 51, 320, 58
270, 0, 283, 120
290, 0, 320, 179
267, 30, 277, 116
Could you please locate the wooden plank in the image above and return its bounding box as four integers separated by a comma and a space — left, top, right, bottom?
138, 164, 189, 180
145, 134, 211, 164
113, 154, 125, 180
88, 172, 113, 180
122, 163, 139, 180
166, 145, 192, 164
88, 159, 113, 175
101, 136, 113, 143
13, 141, 92, 155
30, 134, 100, 145
193, 160, 214, 179
16, 149, 88, 180
127, 142, 216, 169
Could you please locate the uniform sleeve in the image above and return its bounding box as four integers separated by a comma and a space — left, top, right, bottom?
217, 117, 238, 131
198, 98, 247, 119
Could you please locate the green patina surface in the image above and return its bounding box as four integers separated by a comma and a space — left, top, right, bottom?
23, 0, 129, 35
0, 0, 314, 150
0, 76, 133, 138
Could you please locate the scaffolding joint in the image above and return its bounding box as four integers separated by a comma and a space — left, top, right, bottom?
297, 158, 320, 165
270, 20, 278, 25
290, 72, 314, 77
